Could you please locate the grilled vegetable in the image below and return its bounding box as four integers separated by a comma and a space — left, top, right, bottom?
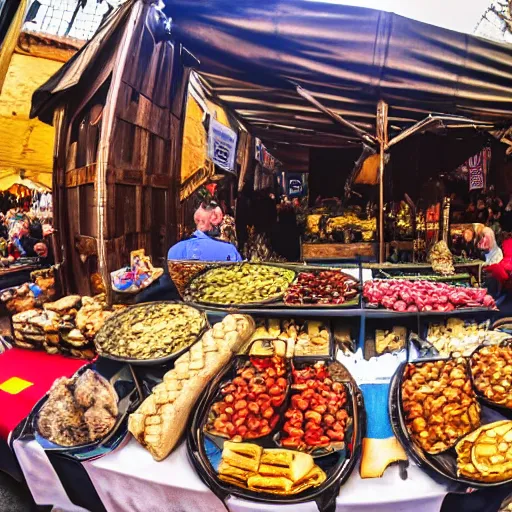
185, 264, 295, 305
95, 303, 206, 360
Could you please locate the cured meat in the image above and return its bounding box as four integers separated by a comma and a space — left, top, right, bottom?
363, 280, 496, 312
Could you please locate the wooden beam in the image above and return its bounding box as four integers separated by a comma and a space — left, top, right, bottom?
295, 84, 377, 146
0, 0, 27, 94
15, 31, 82, 63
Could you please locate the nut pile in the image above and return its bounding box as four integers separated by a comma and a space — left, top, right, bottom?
402, 359, 480, 454
471, 345, 512, 408
185, 264, 295, 305
284, 271, 358, 306
95, 303, 206, 360
208, 356, 288, 440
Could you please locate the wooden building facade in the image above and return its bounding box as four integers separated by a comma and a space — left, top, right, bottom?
31, 0, 260, 299
44, 0, 194, 298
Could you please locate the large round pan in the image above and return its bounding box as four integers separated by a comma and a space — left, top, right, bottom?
94, 301, 208, 365
389, 360, 512, 488
26, 362, 140, 461
468, 340, 512, 417
184, 263, 296, 308
187, 356, 365, 510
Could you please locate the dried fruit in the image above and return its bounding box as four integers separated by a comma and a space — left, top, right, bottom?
284, 271, 358, 306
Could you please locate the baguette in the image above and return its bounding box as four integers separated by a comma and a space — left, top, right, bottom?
129, 314, 255, 461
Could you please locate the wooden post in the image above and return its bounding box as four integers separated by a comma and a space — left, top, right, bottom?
376, 100, 388, 263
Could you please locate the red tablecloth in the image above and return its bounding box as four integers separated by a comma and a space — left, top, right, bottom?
0, 348, 85, 440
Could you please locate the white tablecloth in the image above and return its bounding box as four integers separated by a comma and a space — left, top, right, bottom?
82, 438, 452, 512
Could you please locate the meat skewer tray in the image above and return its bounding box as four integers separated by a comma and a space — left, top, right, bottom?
187, 355, 365, 510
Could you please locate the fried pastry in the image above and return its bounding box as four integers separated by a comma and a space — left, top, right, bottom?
402, 359, 480, 454
37, 370, 118, 446
219, 442, 326, 495
457, 421, 512, 482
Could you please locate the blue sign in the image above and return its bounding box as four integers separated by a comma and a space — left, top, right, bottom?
208, 118, 237, 172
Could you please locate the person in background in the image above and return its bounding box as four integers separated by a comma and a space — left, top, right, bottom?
168, 204, 241, 262
459, 228, 481, 260
476, 198, 489, 224
486, 239, 512, 289
488, 201, 503, 243
478, 227, 503, 266
137, 205, 241, 304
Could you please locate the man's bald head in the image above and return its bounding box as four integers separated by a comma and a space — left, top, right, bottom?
194, 205, 224, 232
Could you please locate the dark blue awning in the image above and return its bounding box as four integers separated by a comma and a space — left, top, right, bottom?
165, 0, 512, 145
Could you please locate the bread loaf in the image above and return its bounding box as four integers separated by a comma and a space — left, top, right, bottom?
128, 314, 255, 461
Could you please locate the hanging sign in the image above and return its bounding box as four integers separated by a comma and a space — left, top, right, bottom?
461, 147, 491, 191
254, 137, 278, 172
208, 118, 237, 172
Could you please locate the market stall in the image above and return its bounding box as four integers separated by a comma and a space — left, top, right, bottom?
5, 257, 511, 512
6, 0, 512, 511
0, 176, 53, 289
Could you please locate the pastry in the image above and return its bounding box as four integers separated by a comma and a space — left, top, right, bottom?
402, 359, 480, 454
37, 370, 118, 446
457, 421, 512, 482
218, 442, 326, 495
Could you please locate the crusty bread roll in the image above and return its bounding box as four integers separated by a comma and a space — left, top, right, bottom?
128, 314, 255, 461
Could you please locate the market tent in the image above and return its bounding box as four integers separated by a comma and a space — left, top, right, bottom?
31, 0, 512, 146
162, 0, 512, 147
0, 171, 51, 191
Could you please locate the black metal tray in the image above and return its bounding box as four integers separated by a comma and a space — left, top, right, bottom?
184, 263, 297, 308
187, 356, 364, 511
469, 340, 512, 416
389, 359, 512, 488
22, 360, 140, 461
93, 301, 209, 366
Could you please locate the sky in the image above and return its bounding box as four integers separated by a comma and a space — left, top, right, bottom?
311, 0, 494, 35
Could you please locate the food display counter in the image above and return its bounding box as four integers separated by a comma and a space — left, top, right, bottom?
4, 261, 512, 512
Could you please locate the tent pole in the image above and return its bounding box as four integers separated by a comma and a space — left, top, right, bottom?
376, 100, 388, 263
295, 85, 377, 146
